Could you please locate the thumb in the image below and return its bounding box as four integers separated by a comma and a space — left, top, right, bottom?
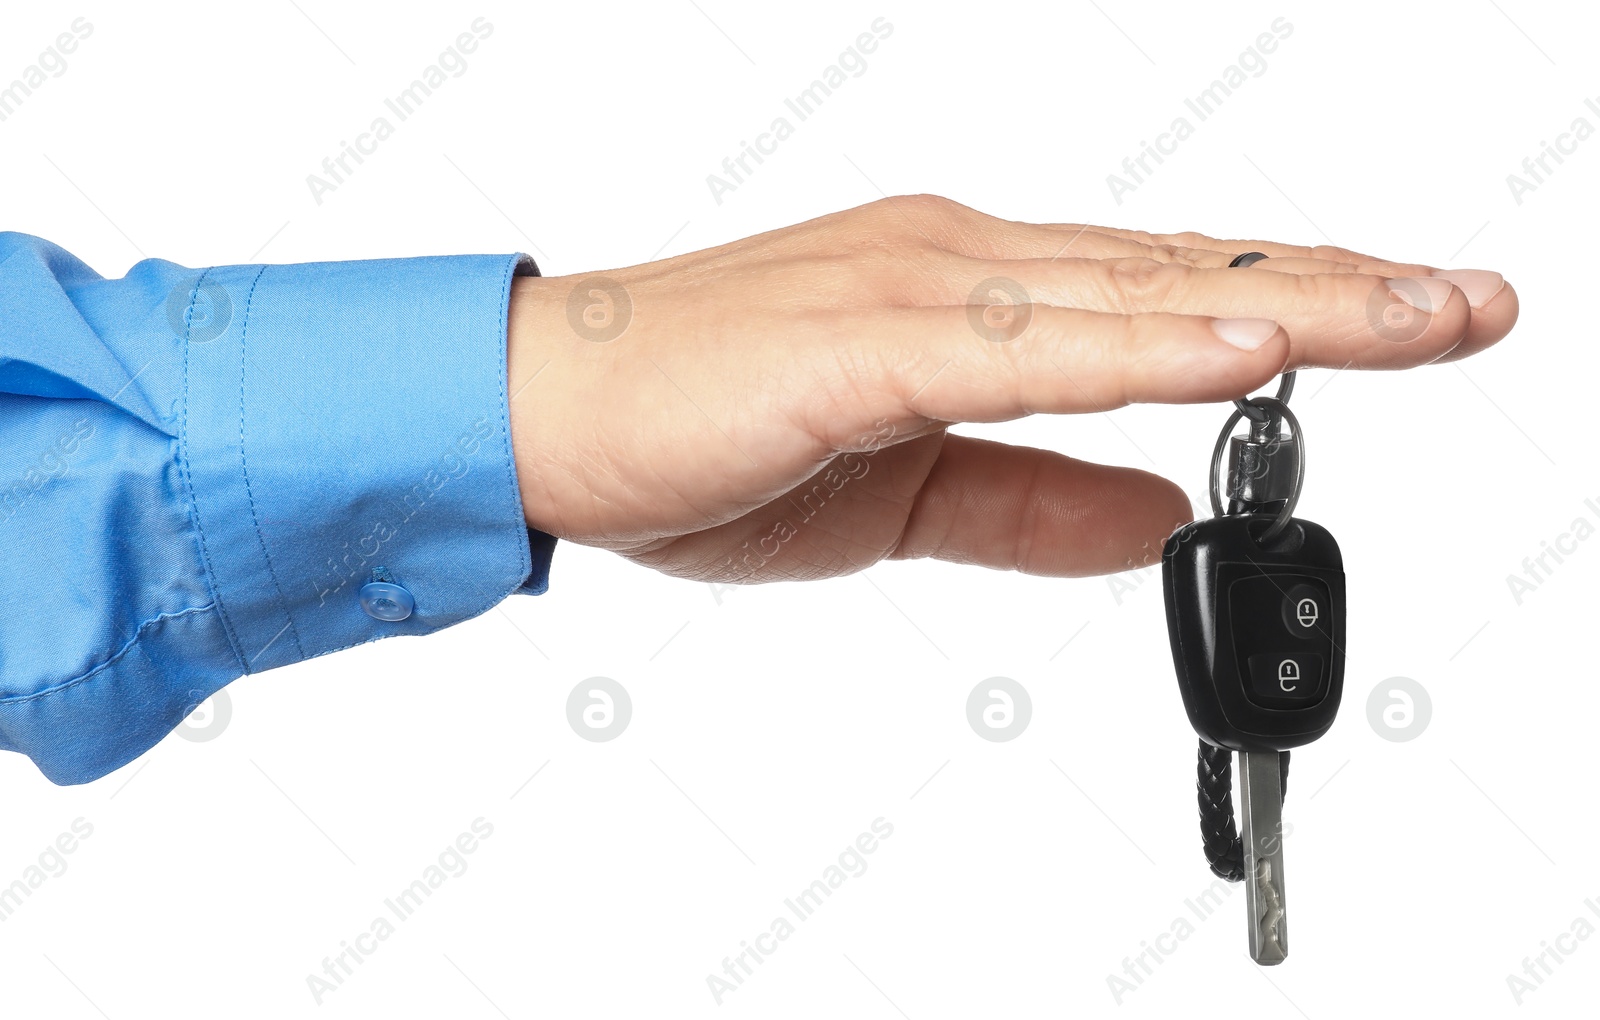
889, 434, 1192, 577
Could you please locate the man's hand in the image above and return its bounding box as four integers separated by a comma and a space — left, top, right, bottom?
506, 195, 1517, 582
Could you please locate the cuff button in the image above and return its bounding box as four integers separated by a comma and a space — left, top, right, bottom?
360, 581, 414, 622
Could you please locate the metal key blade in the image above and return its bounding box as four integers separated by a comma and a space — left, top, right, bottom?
1237, 750, 1288, 965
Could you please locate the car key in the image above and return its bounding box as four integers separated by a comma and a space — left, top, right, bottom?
1162, 253, 1346, 965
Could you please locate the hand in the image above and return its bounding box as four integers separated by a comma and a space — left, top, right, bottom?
505, 195, 1517, 582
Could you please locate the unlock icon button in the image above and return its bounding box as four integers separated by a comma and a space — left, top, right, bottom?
1278, 658, 1301, 690
1246, 652, 1326, 706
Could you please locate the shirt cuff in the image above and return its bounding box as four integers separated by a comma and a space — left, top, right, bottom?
184, 251, 554, 672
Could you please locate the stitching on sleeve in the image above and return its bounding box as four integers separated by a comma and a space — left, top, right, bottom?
496, 254, 533, 586
0, 604, 217, 705
237, 264, 306, 661
178, 268, 249, 674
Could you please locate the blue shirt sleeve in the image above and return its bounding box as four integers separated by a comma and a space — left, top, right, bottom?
0, 232, 556, 785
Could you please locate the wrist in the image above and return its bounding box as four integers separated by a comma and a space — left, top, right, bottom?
507, 273, 571, 538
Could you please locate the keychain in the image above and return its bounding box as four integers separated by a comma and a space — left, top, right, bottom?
1161, 251, 1347, 965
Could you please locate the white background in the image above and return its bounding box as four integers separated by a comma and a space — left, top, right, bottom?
1, 1, 1595, 1016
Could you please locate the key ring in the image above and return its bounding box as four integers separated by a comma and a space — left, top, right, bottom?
1207, 395, 1304, 541
1227, 251, 1297, 423
1234, 373, 1295, 422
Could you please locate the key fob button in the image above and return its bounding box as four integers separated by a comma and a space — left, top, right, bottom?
1245, 652, 1325, 706
1281, 583, 1325, 635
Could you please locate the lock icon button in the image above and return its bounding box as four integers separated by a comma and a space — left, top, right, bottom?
1281, 581, 1327, 634
1296, 598, 1319, 627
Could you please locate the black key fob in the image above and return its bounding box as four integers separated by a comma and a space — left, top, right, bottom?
1163, 513, 1345, 752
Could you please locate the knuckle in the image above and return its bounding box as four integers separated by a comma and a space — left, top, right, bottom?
1310, 243, 1362, 262
900, 192, 958, 214
1319, 272, 1390, 339
872, 193, 961, 228
1362, 260, 1432, 277
1312, 270, 1362, 307
1107, 226, 1157, 246
858, 194, 970, 248
854, 196, 910, 235
1150, 242, 1215, 267
1101, 257, 1188, 311
1162, 230, 1213, 249
1270, 269, 1333, 317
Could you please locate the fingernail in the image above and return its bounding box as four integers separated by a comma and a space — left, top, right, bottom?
1388, 277, 1456, 314
1430, 268, 1506, 309
1211, 317, 1279, 351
